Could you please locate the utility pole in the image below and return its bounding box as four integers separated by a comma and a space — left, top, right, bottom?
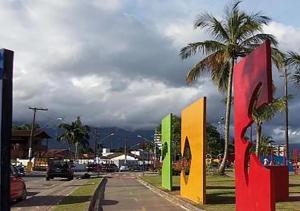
124, 138, 127, 165
28, 107, 48, 161
94, 128, 99, 163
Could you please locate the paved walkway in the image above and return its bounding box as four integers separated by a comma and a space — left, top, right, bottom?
101, 173, 185, 211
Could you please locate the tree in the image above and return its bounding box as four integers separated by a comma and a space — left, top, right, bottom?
271, 49, 300, 159
180, 1, 277, 174
259, 136, 274, 157
206, 124, 224, 157
57, 116, 90, 160
288, 51, 300, 85
252, 95, 285, 155
155, 115, 181, 161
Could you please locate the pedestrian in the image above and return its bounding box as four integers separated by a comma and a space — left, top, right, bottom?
264, 158, 269, 166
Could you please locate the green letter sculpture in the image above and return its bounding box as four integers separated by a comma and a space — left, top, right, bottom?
161, 113, 172, 190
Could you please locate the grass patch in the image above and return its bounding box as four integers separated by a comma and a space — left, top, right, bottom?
53, 178, 102, 211
141, 174, 300, 211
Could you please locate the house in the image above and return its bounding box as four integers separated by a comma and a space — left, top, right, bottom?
104, 152, 142, 167
11, 129, 51, 159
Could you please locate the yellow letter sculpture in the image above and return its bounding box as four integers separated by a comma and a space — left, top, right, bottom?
180, 97, 206, 204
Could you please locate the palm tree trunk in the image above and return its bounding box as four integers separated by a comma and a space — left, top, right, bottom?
255, 123, 262, 156
284, 67, 289, 162
75, 142, 78, 161
218, 57, 234, 175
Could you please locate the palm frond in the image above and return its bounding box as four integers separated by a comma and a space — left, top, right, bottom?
180, 40, 225, 59
186, 50, 228, 84
287, 51, 300, 67
286, 51, 300, 85
252, 98, 286, 123
241, 34, 277, 48
211, 61, 230, 92
271, 48, 286, 70
194, 14, 229, 41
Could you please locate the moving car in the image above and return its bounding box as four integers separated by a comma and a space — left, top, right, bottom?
46, 160, 74, 181
10, 165, 27, 202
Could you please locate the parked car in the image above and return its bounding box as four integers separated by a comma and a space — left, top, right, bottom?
14, 164, 25, 177
129, 165, 142, 171
46, 160, 74, 181
72, 163, 87, 172
119, 165, 129, 172
86, 163, 102, 172
102, 163, 118, 172
10, 165, 27, 202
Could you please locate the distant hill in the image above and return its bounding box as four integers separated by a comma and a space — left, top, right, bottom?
42, 127, 155, 151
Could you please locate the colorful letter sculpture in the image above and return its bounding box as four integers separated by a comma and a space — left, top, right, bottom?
161, 113, 173, 190
234, 40, 277, 211
180, 97, 206, 204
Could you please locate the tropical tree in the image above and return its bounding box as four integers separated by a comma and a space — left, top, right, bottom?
271, 49, 300, 159
57, 116, 90, 160
180, 1, 277, 174
259, 136, 274, 157
206, 124, 224, 157
252, 95, 285, 155
288, 52, 300, 84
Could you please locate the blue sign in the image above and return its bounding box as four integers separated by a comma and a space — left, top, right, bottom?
0, 49, 4, 79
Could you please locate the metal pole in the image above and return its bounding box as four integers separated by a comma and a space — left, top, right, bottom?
0, 49, 13, 211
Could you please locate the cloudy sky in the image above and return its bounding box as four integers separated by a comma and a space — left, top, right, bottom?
1, 0, 300, 143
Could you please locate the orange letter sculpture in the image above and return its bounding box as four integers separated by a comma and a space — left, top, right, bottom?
180, 97, 206, 204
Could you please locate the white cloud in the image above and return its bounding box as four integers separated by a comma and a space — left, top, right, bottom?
264, 21, 300, 52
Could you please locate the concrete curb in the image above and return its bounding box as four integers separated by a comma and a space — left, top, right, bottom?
89, 177, 108, 211
137, 178, 204, 211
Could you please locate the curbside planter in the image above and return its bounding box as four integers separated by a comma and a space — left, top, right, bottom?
137, 178, 204, 211
89, 177, 108, 211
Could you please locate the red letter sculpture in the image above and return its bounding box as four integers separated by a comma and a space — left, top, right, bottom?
234, 40, 275, 211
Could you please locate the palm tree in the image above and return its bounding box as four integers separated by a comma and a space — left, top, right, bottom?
272, 50, 300, 159
252, 93, 285, 155
57, 116, 90, 160
288, 52, 300, 84
259, 136, 274, 157
180, 1, 277, 174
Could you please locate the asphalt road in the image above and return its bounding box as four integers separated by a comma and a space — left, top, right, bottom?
11, 172, 88, 211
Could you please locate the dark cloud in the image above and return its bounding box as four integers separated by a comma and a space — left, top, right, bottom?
0, 1, 299, 142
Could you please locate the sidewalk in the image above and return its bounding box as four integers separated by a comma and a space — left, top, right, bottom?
100, 175, 185, 211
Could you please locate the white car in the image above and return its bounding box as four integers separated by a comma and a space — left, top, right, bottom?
119, 165, 129, 172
